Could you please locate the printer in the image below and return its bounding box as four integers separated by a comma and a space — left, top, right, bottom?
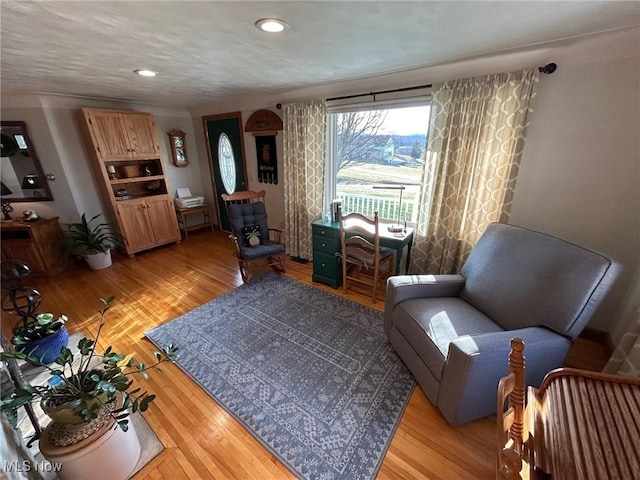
174, 187, 204, 209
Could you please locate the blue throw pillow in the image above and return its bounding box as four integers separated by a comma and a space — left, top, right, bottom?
241, 225, 262, 247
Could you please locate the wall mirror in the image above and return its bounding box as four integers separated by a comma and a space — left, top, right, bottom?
0, 121, 53, 202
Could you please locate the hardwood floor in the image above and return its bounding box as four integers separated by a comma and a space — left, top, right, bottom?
0, 230, 607, 479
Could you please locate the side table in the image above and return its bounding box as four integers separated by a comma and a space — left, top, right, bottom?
0, 217, 70, 276
175, 204, 214, 239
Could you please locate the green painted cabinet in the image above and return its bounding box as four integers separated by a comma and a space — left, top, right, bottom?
311, 219, 342, 288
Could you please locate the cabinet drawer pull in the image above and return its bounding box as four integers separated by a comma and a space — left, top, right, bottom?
322, 243, 326, 248
321, 263, 326, 267
321, 230, 325, 235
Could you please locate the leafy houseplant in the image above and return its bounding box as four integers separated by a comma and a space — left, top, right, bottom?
11, 312, 69, 365
1, 296, 178, 432
64, 213, 122, 270
12, 313, 67, 345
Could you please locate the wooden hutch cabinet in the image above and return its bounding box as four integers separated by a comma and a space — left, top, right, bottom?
80, 108, 180, 257
84, 110, 160, 160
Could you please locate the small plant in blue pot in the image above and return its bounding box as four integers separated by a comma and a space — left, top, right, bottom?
2, 296, 178, 432
12, 312, 69, 364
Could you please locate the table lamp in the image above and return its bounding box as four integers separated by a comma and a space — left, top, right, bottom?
372, 185, 405, 232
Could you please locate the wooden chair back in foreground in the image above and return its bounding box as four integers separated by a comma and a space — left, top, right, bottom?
337, 206, 395, 303
221, 190, 285, 282
496, 338, 527, 480
497, 338, 640, 480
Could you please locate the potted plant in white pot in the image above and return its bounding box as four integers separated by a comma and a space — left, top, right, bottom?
1, 296, 178, 478
64, 213, 122, 270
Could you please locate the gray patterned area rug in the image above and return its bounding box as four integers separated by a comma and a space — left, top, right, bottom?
145, 273, 415, 480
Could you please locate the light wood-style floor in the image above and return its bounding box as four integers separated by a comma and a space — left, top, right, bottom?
1, 229, 607, 479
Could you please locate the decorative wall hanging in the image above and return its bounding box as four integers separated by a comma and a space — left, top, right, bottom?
244, 110, 283, 133
254, 135, 278, 184
244, 109, 283, 185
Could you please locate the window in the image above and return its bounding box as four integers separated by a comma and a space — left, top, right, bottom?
218, 132, 236, 194
325, 100, 431, 227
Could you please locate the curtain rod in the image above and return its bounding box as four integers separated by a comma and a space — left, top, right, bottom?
324, 62, 557, 103
326, 83, 432, 102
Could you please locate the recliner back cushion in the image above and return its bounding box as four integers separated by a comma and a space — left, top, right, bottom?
460, 223, 617, 338
228, 202, 269, 242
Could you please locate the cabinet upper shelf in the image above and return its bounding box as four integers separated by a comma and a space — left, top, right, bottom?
110, 175, 165, 185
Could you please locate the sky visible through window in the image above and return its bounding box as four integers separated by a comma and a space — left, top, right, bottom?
335, 105, 430, 224
379, 106, 431, 135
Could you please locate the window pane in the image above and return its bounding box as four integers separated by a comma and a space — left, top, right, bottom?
218, 133, 236, 194
333, 105, 430, 225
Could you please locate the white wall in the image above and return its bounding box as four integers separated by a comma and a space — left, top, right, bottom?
191, 27, 639, 342
510, 29, 640, 340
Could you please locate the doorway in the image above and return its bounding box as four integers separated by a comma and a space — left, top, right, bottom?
203, 112, 248, 232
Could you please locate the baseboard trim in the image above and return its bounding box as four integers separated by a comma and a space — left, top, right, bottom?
579, 327, 615, 357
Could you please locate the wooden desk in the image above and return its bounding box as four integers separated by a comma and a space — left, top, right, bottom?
0, 217, 70, 276
498, 339, 640, 480
175, 204, 214, 239
311, 218, 414, 288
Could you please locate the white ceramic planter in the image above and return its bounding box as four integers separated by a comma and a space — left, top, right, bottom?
41, 418, 141, 480
83, 250, 112, 270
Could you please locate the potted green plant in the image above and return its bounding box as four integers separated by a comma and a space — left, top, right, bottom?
2, 260, 69, 364
1, 296, 178, 432
64, 213, 122, 270
11, 312, 69, 365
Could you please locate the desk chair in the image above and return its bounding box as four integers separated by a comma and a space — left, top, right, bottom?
221, 190, 285, 282
338, 206, 395, 303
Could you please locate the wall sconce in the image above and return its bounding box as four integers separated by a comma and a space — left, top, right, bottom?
21, 175, 42, 190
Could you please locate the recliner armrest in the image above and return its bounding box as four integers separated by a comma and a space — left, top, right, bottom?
437, 327, 572, 425
384, 274, 465, 317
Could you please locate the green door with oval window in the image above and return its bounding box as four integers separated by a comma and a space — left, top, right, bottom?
203, 112, 248, 232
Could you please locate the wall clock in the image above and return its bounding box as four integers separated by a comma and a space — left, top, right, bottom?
167, 129, 188, 167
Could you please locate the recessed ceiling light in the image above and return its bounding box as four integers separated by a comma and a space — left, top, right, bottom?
255, 18, 289, 33
134, 69, 157, 77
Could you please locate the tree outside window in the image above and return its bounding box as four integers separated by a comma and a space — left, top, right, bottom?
331, 105, 431, 224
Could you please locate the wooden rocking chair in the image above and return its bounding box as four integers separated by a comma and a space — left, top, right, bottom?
221, 190, 285, 282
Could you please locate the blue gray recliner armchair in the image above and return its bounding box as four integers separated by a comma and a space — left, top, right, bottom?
384, 223, 620, 425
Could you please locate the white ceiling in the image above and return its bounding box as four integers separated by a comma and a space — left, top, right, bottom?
1, 1, 638, 108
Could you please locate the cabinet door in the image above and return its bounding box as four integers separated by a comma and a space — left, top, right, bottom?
124, 114, 160, 158
117, 201, 156, 252
30, 220, 70, 274
87, 111, 132, 160
1, 242, 46, 273
145, 197, 180, 245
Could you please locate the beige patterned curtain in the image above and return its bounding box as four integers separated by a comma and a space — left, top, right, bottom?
604, 308, 640, 377
283, 100, 326, 259
410, 69, 539, 273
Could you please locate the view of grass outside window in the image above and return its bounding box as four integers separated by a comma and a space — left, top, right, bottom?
332, 104, 431, 226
